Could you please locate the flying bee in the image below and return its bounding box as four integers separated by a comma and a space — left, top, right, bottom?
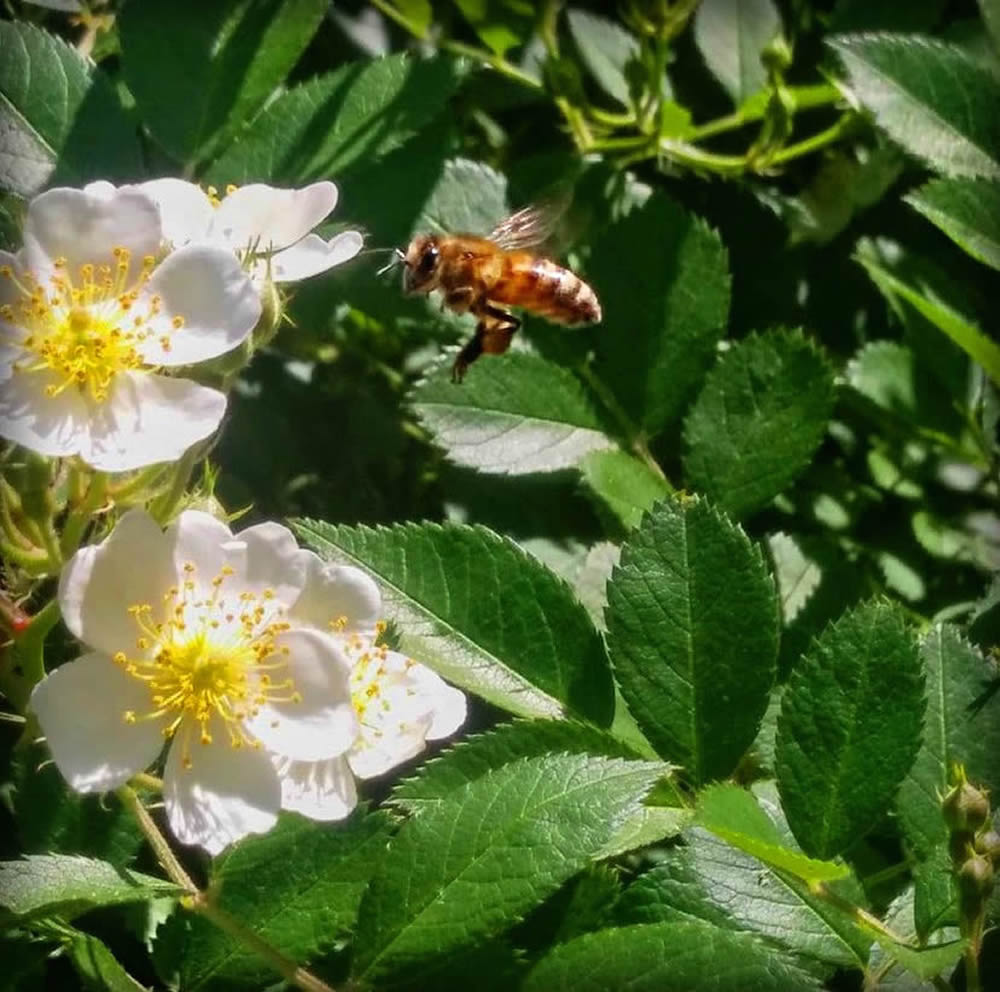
393, 204, 602, 382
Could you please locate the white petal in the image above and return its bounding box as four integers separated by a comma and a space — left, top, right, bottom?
82, 371, 225, 472
21, 188, 161, 283
82, 180, 116, 199
243, 628, 357, 761
58, 508, 174, 657
133, 179, 214, 248
409, 663, 468, 740
164, 510, 240, 590
348, 725, 428, 780
269, 230, 364, 282
291, 553, 381, 632
136, 246, 260, 366
0, 368, 89, 458
237, 521, 309, 605
30, 653, 165, 793
0, 249, 29, 306
273, 755, 357, 822
209, 182, 338, 253
163, 716, 281, 855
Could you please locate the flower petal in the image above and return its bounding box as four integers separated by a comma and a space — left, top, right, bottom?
236, 521, 310, 605
164, 510, 241, 591
136, 246, 260, 366
133, 179, 214, 249
291, 553, 381, 632
408, 662, 468, 740
209, 182, 338, 253
268, 230, 364, 282
273, 754, 358, 822
348, 723, 428, 780
21, 188, 161, 283
243, 628, 358, 761
163, 716, 281, 855
83, 370, 226, 472
59, 508, 174, 657
0, 367, 89, 458
30, 653, 165, 793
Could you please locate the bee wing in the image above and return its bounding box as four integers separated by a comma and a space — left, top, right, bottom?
488, 200, 567, 252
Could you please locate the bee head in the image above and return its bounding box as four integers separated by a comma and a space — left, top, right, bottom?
402, 235, 441, 294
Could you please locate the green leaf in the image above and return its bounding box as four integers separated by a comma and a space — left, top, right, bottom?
605, 495, 778, 782
829, 34, 1000, 179
416, 156, 509, 236
391, 718, 644, 813
776, 600, 925, 859
0, 855, 179, 922
152, 810, 391, 991
566, 9, 639, 107
914, 844, 956, 940
897, 625, 1000, 860
694, 0, 783, 104
855, 247, 1000, 386
451, 0, 534, 56
906, 177, 1000, 270
872, 934, 966, 982
0, 22, 141, 196
682, 330, 836, 519
352, 753, 663, 982
409, 353, 615, 474
293, 520, 615, 724
65, 930, 147, 992
617, 831, 870, 968
695, 783, 848, 882
206, 53, 458, 184
119, 0, 327, 165
981, 0, 1000, 51
522, 920, 822, 992
579, 449, 671, 531
589, 191, 731, 436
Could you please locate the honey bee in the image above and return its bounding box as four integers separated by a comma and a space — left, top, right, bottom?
395, 204, 602, 382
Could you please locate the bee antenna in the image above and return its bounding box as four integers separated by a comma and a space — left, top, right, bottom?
375, 248, 406, 277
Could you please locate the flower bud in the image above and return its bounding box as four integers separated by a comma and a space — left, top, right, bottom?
957, 854, 995, 916
942, 780, 990, 834
975, 828, 1000, 861
949, 830, 975, 865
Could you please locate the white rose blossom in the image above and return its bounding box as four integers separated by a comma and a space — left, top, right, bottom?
30, 510, 467, 853
0, 186, 261, 471
121, 178, 364, 284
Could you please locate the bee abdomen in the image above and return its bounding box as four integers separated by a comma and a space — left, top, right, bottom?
498, 257, 602, 326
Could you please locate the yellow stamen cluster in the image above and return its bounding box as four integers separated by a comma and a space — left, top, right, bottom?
1, 249, 183, 402
339, 620, 417, 733
114, 562, 300, 770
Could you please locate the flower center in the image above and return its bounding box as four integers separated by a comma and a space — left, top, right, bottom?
114, 563, 299, 768
1, 250, 184, 403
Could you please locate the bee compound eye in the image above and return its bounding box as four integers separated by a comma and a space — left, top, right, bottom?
418, 243, 439, 274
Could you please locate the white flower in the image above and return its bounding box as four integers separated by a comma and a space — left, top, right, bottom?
274, 555, 468, 815
122, 179, 364, 284
0, 186, 261, 471
31, 510, 360, 854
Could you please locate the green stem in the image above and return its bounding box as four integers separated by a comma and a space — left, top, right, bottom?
764, 113, 856, 167
0, 536, 50, 572
588, 106, 636, 128
117, 786, 198, 893
148, 450, 197, 525
811, 882, 908, 944
439, 39, 543, 91
687, 83, 840, 141
61, 471, 108, 558
369, 0, 427, 39
0, 478, 34, 550
0, 598, 61, 711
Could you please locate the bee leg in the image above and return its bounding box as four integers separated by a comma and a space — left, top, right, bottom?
479, 305, 521, 355
452, 325, 485, 383
443, 287, 476, 314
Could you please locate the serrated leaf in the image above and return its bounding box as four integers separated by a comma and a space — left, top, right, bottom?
417, 157, 509, 236
830, 34, 1000, 179
906, 177, 1000, 270
776, 600, 925, 859
683, 330, 836, 518
206, 54, 459, 184
0, 855, 179, 921
695, 783, 848, 882
352, 753, 664, 982
391, 718, 643, 813
0, 21, 141, 195
119, 0, 327, 165
605, 496, 778, 782
410, 353, 615, 474
897, 625, 1000, 860
768, 533, 822, 626
579, 449, 671, 531
617, 832, 870, 968
522, 920, 822, 992
694, 0, 783, 104
65, 930, 147, 992
293, 520, 614, 724
855, 247, 1000, 386
589, 191, 731, 436
452, 0, 534, 56
151, 810, 391, 991
914, 844, 956, 940
566, 9, 639, 107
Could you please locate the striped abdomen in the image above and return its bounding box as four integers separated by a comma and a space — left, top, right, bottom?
490, 253, 602, 326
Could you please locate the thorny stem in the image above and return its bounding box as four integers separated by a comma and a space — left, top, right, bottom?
118, 785, 337, 992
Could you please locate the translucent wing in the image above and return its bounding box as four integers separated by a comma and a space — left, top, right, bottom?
488, 199, 567, 252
